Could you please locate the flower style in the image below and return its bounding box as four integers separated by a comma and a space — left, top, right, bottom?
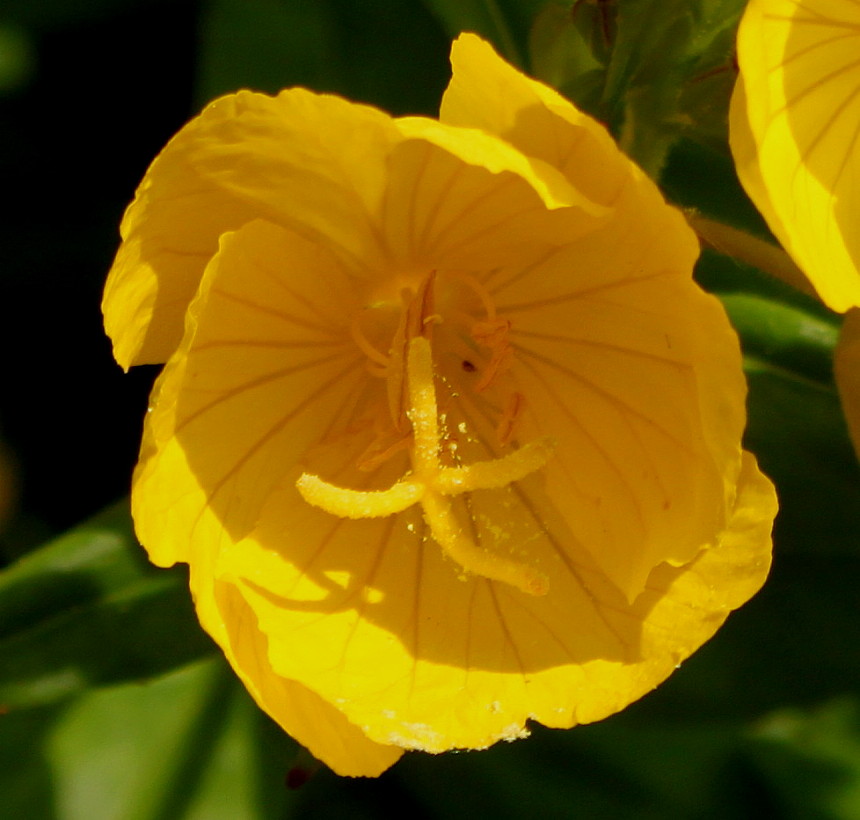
730, 0, 860, 313
104, 34, 777, 776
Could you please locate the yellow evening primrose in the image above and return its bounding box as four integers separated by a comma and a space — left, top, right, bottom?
104, 34, 777, 776
730, 0, 860, 312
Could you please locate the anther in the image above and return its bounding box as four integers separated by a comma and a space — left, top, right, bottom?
496, 391, 525, 446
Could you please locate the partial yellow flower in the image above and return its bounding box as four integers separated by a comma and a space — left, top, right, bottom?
104, 34, 776, 776
730, 0, 860, 312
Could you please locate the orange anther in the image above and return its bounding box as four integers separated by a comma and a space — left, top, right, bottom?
496, 391, 525, 446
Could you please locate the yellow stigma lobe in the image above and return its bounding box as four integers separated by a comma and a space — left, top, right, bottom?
296, 336, 554, 596
295, 474, 424, 518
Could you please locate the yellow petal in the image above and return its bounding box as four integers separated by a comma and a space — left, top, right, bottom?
132, 217, 406, 774
215, 443, 771, 757
376, 116, 610, 274
441, 32, 632, 207
213, 580, 402, 776
730, 0, 860, 312
835, 307, 860, 460
104, 89, 400, 368
133, 218, 365, 565
484, 181, 743, 599
436, 39, 743, 591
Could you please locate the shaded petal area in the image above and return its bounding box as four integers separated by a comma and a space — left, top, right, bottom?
104, 90, 401, 368
104, 79, 611, 371
730, 0, 860, 312
487, 196, 744, 599
215, 445, 772, 758
380, 117, 609, 273
441, 33, 632, 207
133, 219, 366, 565
835, 308, 860, 460
438, 35, 745, 598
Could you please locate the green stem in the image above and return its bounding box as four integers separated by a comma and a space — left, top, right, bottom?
685, 212, 818, 300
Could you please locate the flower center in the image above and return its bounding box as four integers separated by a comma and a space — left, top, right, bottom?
296, 273, 554, 596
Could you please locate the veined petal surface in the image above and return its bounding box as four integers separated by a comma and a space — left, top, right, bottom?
501, 225, 746, 599
442, 33, 631, 207
441, 33, 746, 598
133, 220, 403, 774
104, 90, 400, 368
730, 0, 860, 312
104, 81, 610, 370
115, 33, 777, 776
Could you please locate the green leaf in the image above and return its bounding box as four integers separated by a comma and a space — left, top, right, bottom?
743, 357, 860, 557
0, 23, 35, 95
0, 502, 215, 709
721, 294, 839, 385
530, 0, 746, 176
291, 718, 770, 819
662, 138, 770, 237
0, 657, 299, 820
749, 698, 860, 820
529, 3, 606, 115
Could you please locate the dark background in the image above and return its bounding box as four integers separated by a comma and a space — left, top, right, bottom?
0, 0, 200, 550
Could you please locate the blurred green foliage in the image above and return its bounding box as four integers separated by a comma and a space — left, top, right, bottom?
1, 0, 859, 817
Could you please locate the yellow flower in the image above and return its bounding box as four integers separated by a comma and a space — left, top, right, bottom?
730, 1, 860, 462
104, 34, 776, 776
730, 0, 860, 312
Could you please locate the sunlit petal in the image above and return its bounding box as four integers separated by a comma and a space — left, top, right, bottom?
441, 33, 632, 207
213, 580, 403, 776
381, 116, 608, 271
212, 447, 772, 752
104, 90, 400, 368
133, 219, 365, 565
730, 0, 860, 311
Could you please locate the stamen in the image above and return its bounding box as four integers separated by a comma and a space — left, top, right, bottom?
350, 315, 390, 368
460, 273, 497, 321
356, 433, 413, 472
496, 391, 525, 446
472, 318, 513, 392
386, 272, 437, 431
364, 362, 389, 379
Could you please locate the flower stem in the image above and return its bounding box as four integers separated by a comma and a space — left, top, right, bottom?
685, 211, 818, 300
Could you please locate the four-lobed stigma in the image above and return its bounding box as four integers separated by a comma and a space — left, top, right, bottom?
297, 334, 555, 596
